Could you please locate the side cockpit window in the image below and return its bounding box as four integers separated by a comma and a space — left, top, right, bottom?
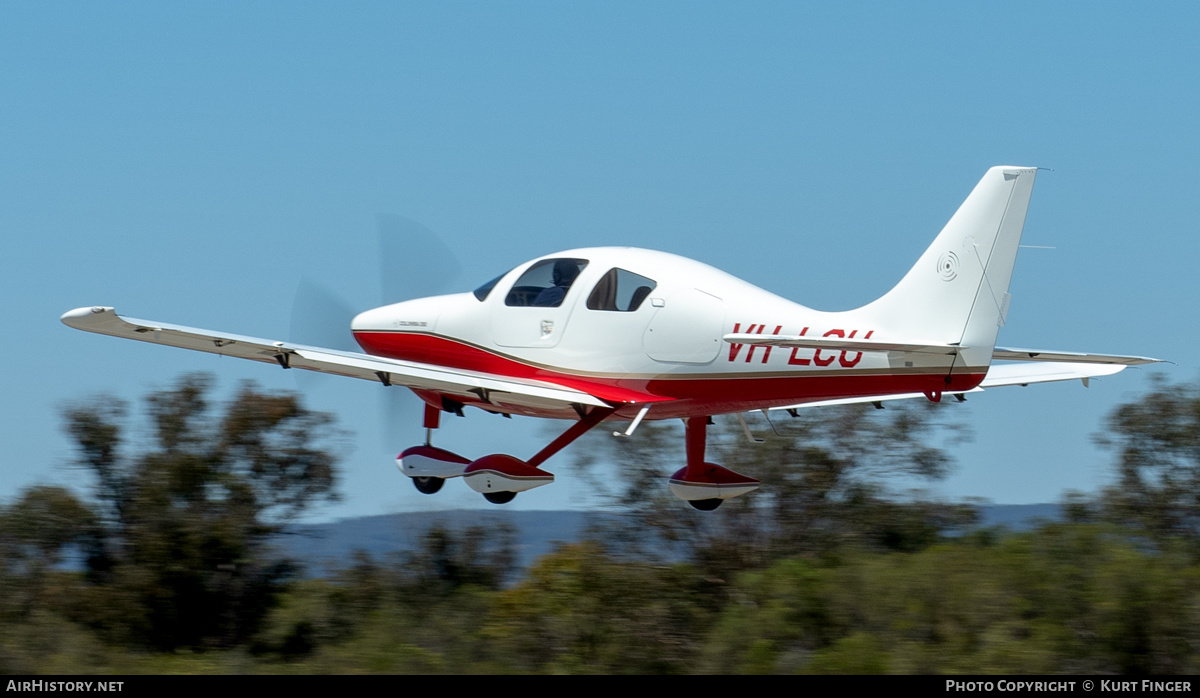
505, 258, 589, 307
587, 268, 657, 312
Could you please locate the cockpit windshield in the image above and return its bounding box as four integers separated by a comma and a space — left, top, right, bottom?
473, 271, 509, 301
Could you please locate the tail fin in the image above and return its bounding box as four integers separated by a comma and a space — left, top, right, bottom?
856, 166, 1037, 366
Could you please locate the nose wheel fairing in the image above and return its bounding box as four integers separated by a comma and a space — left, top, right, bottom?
397, 445, 471, 480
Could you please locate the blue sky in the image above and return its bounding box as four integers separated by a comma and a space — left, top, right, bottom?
3, 2, 1197, 520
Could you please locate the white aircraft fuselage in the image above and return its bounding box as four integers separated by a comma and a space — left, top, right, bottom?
350, 246, 982, 422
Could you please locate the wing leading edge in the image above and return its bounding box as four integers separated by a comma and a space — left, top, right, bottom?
61, 306, 609, 411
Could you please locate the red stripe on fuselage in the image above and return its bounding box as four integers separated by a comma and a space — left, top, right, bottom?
354, 330, 663, 403
352, 330, 984, 415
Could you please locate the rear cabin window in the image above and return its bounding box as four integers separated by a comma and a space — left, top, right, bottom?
586, 268, 657, 312
504, 258, 589, 307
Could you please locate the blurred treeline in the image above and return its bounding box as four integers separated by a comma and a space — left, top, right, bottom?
3, 373, 1200, 674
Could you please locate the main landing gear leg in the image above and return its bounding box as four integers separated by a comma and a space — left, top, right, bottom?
668, 416, 760, 511
463, 406, 617, 504
423, 402, 438, 446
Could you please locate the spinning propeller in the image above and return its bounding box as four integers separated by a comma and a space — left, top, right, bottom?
289, 214, 464, 441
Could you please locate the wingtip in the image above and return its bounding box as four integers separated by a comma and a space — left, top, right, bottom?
61, 306, 113, 326
1130, 356, 1170, 366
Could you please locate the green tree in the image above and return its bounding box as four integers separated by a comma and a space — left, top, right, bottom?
571, 401, 973, 571
0, 486, 101, 625
482, 542, 707, 673
398, 523, 516, 597
712, 401, 973, 557
1096, 375, 1200, 544
61, 373, 342, 650
701, 524, 1200, 674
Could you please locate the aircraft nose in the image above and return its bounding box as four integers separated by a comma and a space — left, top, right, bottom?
351, 306, 389, 332
351, 298, 444, 333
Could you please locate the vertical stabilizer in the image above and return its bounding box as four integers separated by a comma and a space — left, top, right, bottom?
856, 166, 1037, 367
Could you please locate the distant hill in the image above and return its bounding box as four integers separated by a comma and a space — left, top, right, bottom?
277, 510, 614, 574
277, 504, 1064, 573
974, 503, 1062, 530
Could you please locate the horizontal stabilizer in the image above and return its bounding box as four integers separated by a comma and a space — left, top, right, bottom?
61, 306, 611, 409
979, 361, 1125, 386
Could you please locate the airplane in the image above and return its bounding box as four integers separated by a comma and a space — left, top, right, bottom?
62, 166, 1163, 510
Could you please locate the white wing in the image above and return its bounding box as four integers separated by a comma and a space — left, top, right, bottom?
62, 306, 609, 411
769, 361, 1133, 411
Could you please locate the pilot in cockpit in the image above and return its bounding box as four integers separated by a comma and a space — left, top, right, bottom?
532, 259, 582, 307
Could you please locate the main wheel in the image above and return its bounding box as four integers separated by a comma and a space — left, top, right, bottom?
688, 498, 722, 511
483, 491, 517, 504
412, 476, 445, 495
